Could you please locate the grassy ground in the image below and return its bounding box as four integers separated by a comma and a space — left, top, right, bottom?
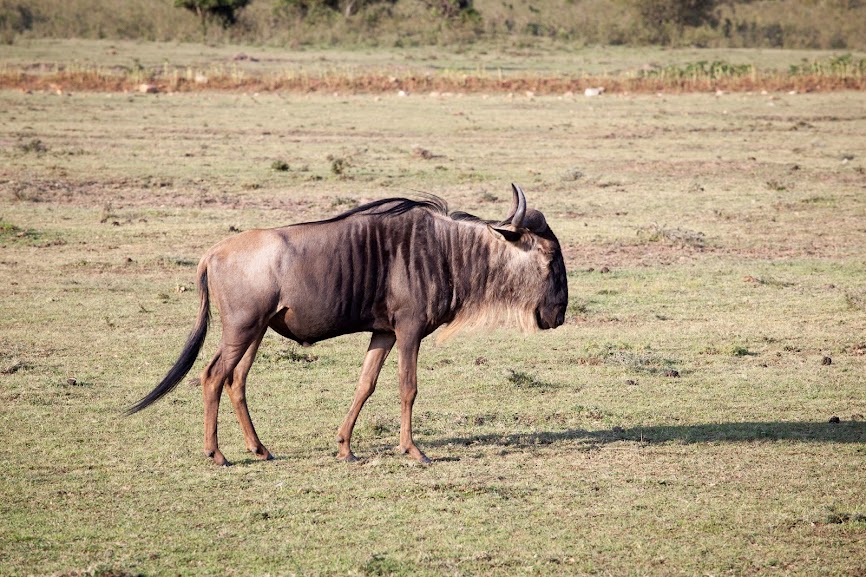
1, 45, 865, 576
5, 38, 861, 75
2, 39, 865, 94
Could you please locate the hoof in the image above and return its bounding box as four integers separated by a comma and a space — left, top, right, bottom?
399, 445, 431, 465
338, 452, 360, 463
250, 446, 274, 461
206, 450, 231, 467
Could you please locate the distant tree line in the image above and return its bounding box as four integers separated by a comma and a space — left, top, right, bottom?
176, 0, 709, 30
2, 0, 863, 49
175, 0, 252, 36
172, 0, 478, 26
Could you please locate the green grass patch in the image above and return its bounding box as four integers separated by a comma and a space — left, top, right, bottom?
0, 59, 864, 576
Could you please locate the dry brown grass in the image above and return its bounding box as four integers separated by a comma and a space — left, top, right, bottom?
3, 68, 865, 94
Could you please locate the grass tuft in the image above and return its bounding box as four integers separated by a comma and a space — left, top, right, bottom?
270, 159, 290, 172
729, 345, 756, 357
16, 138, 48, 154
637, 223, 706, 249
0, 220, 53, 245
259, 343, 319, 364
583, 342, 681, 375
845, 292, 866, 311
328, 155, 351, 178
505, 369, 554, 390
811, 505, 866, 526
361, 554, 415, 577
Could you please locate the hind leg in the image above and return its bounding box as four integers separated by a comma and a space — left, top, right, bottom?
224, 328, 273, 460
201, 333, 260, 466
201, 349, 229, 466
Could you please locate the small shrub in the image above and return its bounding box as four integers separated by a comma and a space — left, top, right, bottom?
729, 345, 753, 357
632, 0, 717, 44
574, 404, 608, 421
0, 220, 43, 244
99, 203, 117, 224
1, 358, 26, 375
845, 292, 866, 312
641, 60, 753, 81
260, 344, 318, 364
9, 182, 42, 202
789, 54, 866, 77
637, 223, 706, 249
331, 196, 358, 209
364, 414, 396, 436
420, 0, 478, 21
17, 138, 48, 154
275, 0, 397, 21
327, 154, 350, 177
175, 0, 251, 37
584, 341, 680, 375
0, 2, 35, 44
568, 299, 589, 316
271, 159, 290, 172
157, 256, 197, 268
361, 553, 414, 577
410, 145, 434, 159
811, 505, 866, 526
766, 180, 788, 192
0, 221, 21, 236
275, 0, 336, 21
506, 369, 552, 390
561, 167, 584, 182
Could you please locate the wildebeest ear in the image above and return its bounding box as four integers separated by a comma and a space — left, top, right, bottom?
488, 225, 523, 243
523, 209, 549, 234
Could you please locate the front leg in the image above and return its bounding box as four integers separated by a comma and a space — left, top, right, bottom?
396, 331, 431, 465
336, 332, 395, 461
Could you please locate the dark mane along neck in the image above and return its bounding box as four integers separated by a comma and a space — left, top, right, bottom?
311, 196, 450, 226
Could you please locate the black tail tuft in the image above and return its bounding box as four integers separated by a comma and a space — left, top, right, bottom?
126, 270, 210, 415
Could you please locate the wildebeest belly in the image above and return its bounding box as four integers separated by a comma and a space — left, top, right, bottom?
268, 293, 390, 344
265, 223, 401, 342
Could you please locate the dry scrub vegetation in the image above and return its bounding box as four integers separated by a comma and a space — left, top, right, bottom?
2, 39, 865, 95
0, 42, 865, 577
2, 0, 866, 49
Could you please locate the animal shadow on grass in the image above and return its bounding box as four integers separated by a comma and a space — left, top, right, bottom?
218, 454, 291, 467
429, 420, 866, 449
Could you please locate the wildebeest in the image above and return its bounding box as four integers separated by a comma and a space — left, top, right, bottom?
128, 184, 567, 465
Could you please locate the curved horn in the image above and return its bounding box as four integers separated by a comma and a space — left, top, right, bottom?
510, 183, 527, 228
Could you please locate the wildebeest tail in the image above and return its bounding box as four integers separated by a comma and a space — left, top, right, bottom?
125, 268, 210, 415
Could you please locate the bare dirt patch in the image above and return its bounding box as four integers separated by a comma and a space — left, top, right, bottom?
2, 176, 324, 213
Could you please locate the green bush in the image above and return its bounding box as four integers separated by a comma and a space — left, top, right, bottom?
632, 0, 717, 43
175, 0, 251, 37
0, 0, 35, 43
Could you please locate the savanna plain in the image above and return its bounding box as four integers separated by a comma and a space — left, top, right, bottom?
1, 41, 865, 577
